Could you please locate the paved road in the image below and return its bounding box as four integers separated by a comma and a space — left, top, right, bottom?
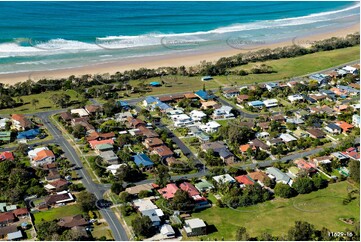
36, 111, 129, 241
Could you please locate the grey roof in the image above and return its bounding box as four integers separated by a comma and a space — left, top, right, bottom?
141, 209, 161, 223
218, 148, 233, 158
266, 167, 291, 183
7, 230, 23, 240
327, 123, 342, 130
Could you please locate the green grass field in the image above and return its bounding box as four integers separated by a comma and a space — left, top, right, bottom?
0, 89, 82, 115
187, 181, 359, 241
33, 204, 84, 224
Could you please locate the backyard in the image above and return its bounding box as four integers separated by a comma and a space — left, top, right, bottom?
187, 181, 359, 240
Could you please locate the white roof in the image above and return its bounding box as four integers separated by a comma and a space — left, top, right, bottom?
213, 174, 235, 183
218, 105, 233, 113
133, 198, 158, 212
70, 108, 89, 117
171, 114, 191, 121
160, 224, 175, 235
343, 66, 357, 72
288, 94, 304, 101
279, 133, 297, 142
106, 164, 123, 175
256, 131, 270, 138
190, 110, 207, 117
185, 218, 206, 229
263, 99, 278, 104
205, 121, 221, 128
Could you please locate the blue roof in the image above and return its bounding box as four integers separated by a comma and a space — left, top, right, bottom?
248, 100, 264, 106
133, 153, 154, 167
118, 101, 129, 107
155, 101, 171, 110
195, 90, 214, 100
145, 96, 158, 104
17, 128, 40, 139
150, 82, 161, 86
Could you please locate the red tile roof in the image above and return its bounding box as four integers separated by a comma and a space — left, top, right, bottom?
179, 182, 200, 197
34, 150, 55, 161
12, 208, 28, 217
294, 159, 316, 171
0, 212, 15, 223
158, 183, 179, 199
86, 131, 115, 141
335, 121, 354, 132
89, 139, 114, 149
0, 151, 14, 161
235, 175, 254, 185
152, 145, 174, 157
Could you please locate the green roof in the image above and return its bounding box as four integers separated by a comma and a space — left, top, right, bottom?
0, 202, 6, 212
288, 166, 300, 175
0, 131, 11, 141
95, 143, 113, 150
195, 179, 214, 191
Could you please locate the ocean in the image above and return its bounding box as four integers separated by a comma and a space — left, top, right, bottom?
0, 1, 359, 74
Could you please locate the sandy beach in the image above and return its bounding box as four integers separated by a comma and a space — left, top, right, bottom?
0, 23, 359, 85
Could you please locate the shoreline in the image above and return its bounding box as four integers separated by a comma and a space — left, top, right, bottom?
0, 23, 359, 85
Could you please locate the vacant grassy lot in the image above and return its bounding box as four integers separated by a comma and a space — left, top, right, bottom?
0, 89, 82, 115
187, 181, 359, 241
33, 204, 83, 224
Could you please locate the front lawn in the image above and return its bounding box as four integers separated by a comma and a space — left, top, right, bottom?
188, 181, 359, 240
33, 204, 84, 224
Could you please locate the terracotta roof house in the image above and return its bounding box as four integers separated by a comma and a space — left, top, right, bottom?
306, 128, 326, 139
158, 96, 174, 103
294, 159, 316, 173
335, 121, 354, 133
236, 94, 249, 103
184, 93, 198, 99
89, 139, 114, 149
138, 126, 159, 138
60, 112, 72, 122
86, 131, 115, 141
239, 144, 255, 153
201, 100, 220, 110
179, 182, 204, 201
309, 94, 327, 101
258, 122, 270, 131
0, 151, 14, 161
12, 208, 29, 218
248, 171, 269, 186
85, 105, 103, 115
235, 175, 254, 187
31, 149, 55, 167
126, 117, 146, 128
0, 212, 15, 225
143, 138, 164, 149
58, 214, 88, 228
151, 145, 174, 158
11, 114, 32, 131
158, 183, 179, 200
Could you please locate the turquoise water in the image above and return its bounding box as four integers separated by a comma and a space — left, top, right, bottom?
0, 1, 359, 74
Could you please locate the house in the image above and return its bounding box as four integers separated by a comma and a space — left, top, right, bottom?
16, 128, 40, 140
335, 121, 354, 133
188, 126, 210, 142
86, 131, 115, 141
184, 93, 199, 100
160, 224, 175, 238
132, 153, 154, 170
0, 118, 9, 130
85, 105, 103, 116
28, 147, 55, 166
201, 100, 220, 110
306, 128, 326, 139
0, 151, 14, 161
143, 138, 163, 149
60, 112, 72, 122
0, 212, 15, 225
179, 182, 203, 200
0, 225, 17, 239
235, 175, 254, 188
236, 94, 249, 104
158, 95, 174, 103
70, 108, 89, 117
320, 89, 336, 100
126, 117, 146, 129
201, 141, 234, 164
46, 170, 61, 181
89, 139, 114, 149
286, 118, 304, 124
309, 73, 330, 85
250, 138, 270, 151
183, 218, 207, 236
342, 65, 358, 74
212, 174, 236, 184
258, 122, 270, 131
44, 191, 74, 206
189, 110, 207, 121
94, 143, 114, 154
302, 94, 317, 104
223, 89, 239, 98
265, 82, 278, 91
266, 167, 291, 185
248, 171, 269, 187
352, 114, 360, 128
143, 96, 158, 108
263, 99, 278, 108
195, 179, 214, 193
333, 104, 349, 113
151, 145, 174, 159
212, 106, 234, 119
115, 111, 133, 122
106, 164, 126, 176
100, 150, 118, 164
294, 159, 316, 173
312, 156, 332, 166
133, 199, 164, 227
248, 100, 264, 108
158, 183, 179, 199
125, 183, 154, 195
0, 131, 11, 143
239, 144, 255, 153
195, 90, 214, 101
256, 131, 270, 139
58, 214, 88, 228
309, 94, 327, 102
324, 123, 342, 134
138, 126, 159, 138
288, 166, 301, 178
45, 179, 69, 192
172, 114, 193, 127
288, 94, 304, 103
279, 133, 297, 143
11, 114, 32, 131
199, 121, 221, 133
271, 114, 285, 123
11, 207, 28, 218
7, 230, 23, 241
267, 138, 284, 146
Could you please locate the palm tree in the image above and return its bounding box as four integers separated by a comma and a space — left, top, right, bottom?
31, 98, 39, 109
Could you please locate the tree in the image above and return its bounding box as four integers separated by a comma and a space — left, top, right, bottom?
72, 124, 86, 139
235, 227, 249, 241
292, 177, 314, 194
120, 204, 135, 216
111, 182, 124, 195
312, 175, 327, 190
131, 216, 153, 237
119, 191, 132, 203
349, 159, 360, 183
258, 232, 275, 241
31, 98, 39, 109
171, 190, 194, 212
287, 221, 316, 241
36, 220, 62, 241
274, 183, 295, 198
77, 191, 97, 212
138, 190, 151, 198
155, 165, 170, 187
